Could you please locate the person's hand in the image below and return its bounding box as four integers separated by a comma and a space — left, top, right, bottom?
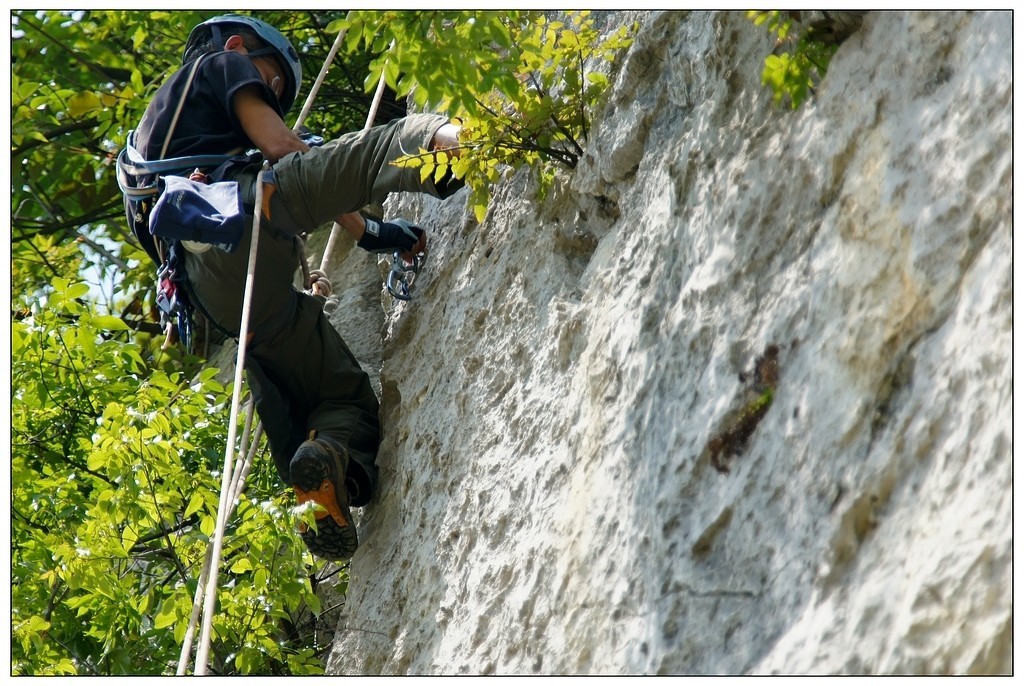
396, 218, 428, 261
357, 217, 426, 255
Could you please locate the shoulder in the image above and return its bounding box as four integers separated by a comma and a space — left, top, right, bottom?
200, 52, 282, 116
199, 51, 262, 83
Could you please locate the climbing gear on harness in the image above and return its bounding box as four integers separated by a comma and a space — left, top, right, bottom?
155, 242, 195, 350
290, 431, 358, 561
387, 251, 426, 301
306, 268, 333, 298
183, 14, 303, 114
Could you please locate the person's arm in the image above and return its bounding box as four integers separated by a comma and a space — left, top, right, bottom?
337, 212, 368, 240
233, 83, 427, 258
232, 85, 309, 163
232, 87, 372, 243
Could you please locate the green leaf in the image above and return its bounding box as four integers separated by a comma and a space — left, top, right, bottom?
130, 69, 145, 94
65, 282, 91, 300
384, 60, 400, 90
392, 154, 422, 169
254, 567, 268, 589
79, 329, 96, 359
230, 558, 253, 574
66, 91, 101, 118
200, 515, 215, 537
153, 599, 178, 630
92, 315, 129, 331
184, 491, 205, 518
305, 591, 321, 615
87, 449, 107, 472
131, 26, 147, 52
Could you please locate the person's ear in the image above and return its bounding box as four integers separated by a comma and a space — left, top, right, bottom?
224, 34, 245, 52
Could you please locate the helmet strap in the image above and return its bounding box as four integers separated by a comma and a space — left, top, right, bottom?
209, 25, 223, 51
247, 47, 276, 59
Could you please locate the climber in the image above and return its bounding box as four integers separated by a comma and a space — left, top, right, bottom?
118, 14, 463, 561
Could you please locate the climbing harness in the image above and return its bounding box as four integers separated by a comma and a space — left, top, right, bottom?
116, 53, 244, 352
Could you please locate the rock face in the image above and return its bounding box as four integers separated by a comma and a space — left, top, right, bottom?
318, 10, 1011, 675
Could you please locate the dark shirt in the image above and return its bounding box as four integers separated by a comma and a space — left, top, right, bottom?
135, 50, 282, 160
123, 50, 282, 266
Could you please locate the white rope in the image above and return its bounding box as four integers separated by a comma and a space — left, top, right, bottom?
297, 27, 349, 294
193, 162, 269, 675
318, 40, 394, 274
293, 27, 349, 140
182, 22, 350, 675
177, 403, 262, 674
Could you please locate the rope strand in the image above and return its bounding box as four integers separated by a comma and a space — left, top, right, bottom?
318, 41, 395, 274
177, 402, 262, 674
193, 163, 269, 675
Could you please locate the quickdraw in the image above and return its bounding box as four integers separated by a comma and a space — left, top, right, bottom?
156, 259, 193, 351
387, 250, 426, 301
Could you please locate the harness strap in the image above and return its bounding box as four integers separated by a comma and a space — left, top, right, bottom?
161, 54, 205, 159
116, 54, 243, 198
119, 147, 241, 180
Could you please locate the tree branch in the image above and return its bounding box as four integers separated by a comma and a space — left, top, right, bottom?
13, 432, 116, 487
12, 118, 102, 158
13, 200, 124, 243
128, 515, 199, 554
18, 14, 136, 85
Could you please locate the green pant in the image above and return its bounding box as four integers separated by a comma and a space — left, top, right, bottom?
184, 113, 458, 503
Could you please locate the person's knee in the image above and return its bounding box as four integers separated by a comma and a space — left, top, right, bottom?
259, 173, 308, 236
432, 122, 461, 154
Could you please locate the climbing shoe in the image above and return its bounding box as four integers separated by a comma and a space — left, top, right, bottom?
290, 434, 358, 561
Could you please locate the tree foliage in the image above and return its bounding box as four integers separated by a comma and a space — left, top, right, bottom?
749, 10, 843, 110
335, 10, 636, 222
11, 277, 333, 675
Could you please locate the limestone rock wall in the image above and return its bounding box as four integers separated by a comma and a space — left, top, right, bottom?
317, 11, 1011, 675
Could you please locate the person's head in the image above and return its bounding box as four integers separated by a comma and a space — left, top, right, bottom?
182, 14, 302, 113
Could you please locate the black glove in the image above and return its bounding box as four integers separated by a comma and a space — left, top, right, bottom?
357, 218, 424, 254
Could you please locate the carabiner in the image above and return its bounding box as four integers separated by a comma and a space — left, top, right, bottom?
386, 251, 424, 301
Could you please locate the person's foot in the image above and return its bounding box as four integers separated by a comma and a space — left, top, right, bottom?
290, 435, 358, 560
